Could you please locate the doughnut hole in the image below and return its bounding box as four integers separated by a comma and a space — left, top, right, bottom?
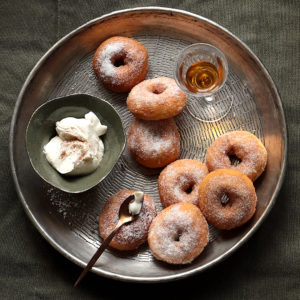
220, 193, 230, 206
150, 83, 167, 94
174, 229, 183, 242
216, 188, 237, 210
185, 186, 193, 194
227, 148, 242, 166
181, 178, 196, 195
229, 154, 242, 166
111, 52, 127, 67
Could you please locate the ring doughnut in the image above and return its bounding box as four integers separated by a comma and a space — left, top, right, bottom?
127, 77, 187, 120
93, 36, 148, 92
99, 190, 156, 251
148, 202, 209, 264
127, 118, 180, 168
205, 131, 267, 181
158, 159, 208, 207
198, 169, 257, 230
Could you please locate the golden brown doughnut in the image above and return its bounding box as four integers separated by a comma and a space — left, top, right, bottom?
198, 169, 257, 230
148, 202, 209, 264
127, 118, 180, 168
99, 190, 156, 251
158, 159, 208, 207
93, 36, 148, 92
126, 77, 187, 120
205, 131, 267, 181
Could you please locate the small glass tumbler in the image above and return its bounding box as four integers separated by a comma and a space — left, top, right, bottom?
175, 43, 233, 122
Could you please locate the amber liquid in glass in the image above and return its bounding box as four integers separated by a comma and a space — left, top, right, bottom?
184, 59, 224, 93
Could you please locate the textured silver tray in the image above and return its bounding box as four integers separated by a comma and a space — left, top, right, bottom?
9, 7, 287, 282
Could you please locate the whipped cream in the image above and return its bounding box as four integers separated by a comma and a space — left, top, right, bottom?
43, 112, 107, 176
129, 191, 144, 216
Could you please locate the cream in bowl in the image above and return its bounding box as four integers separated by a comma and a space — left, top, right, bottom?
44, 112, 107, 176
26, 94, 126, 193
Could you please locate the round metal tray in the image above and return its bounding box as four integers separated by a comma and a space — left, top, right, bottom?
9, 7, 287, 282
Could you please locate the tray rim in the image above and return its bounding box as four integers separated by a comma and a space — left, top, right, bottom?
9, 6, 287, 283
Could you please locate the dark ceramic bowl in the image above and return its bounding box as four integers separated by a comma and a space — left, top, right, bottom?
26, 94, 126, 193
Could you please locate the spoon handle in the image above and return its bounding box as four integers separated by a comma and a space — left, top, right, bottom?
74, 220, 123, 287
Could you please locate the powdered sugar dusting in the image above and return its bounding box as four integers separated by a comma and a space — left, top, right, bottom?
96, 42, 124, 77
199, 170, 257, 230
148, 203, 209, 264
94, 37, 148, 88
158, 159, 208, 207
115, 201, 156, 245
99, 190, 157, 250
127, 118, 180, 167
127, 77, 187, 120
205, 131, 267, 181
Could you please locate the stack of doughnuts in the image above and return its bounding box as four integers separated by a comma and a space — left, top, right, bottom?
93, 36, 187, 169
126, 77, 187, 168
94, 36, 268, 265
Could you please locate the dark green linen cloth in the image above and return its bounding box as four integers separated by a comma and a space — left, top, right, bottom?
1, 0, 299, 299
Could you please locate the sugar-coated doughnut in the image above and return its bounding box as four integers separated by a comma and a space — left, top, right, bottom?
99, 190, 156, 251
205, 131, 267, 181
127, 77, 187, 120
198, 169, 257, 230
127, 118, 180, 168
158, 159, 208, 207
93, 36, 148, 92
148, 202, 209, 264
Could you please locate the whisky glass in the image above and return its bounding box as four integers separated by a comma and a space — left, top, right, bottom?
175, 43, 232, 122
